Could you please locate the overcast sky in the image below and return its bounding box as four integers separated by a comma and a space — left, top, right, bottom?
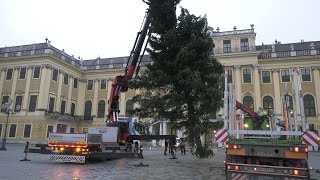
0, 0, 319, 60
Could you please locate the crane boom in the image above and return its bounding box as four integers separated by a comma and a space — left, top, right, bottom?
107, 12, 150, 125
235, 100, 264, 130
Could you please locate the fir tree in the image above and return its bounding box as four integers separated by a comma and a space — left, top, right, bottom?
131, 1, 224, 158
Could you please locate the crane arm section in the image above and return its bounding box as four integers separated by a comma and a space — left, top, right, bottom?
107, 12, 150, 125
235, 100, 264, 130
235, 101, 258, 119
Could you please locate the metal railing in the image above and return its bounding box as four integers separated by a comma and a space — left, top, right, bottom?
260, 49, 320, 59
214, 46, 256, 54
277, 51, 291, 58
296, 50, 311, 56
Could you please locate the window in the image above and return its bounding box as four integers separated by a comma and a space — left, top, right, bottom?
47, 125, 54, 138
240, 38, 249, 51
9, 124, 17, 138
281, 70, 290, 82
64, 74, 69, 85
100, 80, 106, 89
6, 69, 13, 80
52, 69, 58, 81
243, 96, 254, 110
28, 95, 37, 112
0, 124, 2, 137
23, 124, 32, 138
126, 99, 134, 116
73, 78, 78, 88
14, 96, 22, 112
87, 80, 93, 90
227, 69, 233, 83
262, 71, 271, 83
97, 100, 106, 118
304, 94, 316, 117
48, 97, 55, 113
71, 103, 76, 116
243, 68, 251, 83
60, 100, 66, 115
33, 66, 41, 78
301, 68, 311, 81
223, 40, 231, 53
309, 124, 315, 131
1, 96, 9, 112
70, 128, 75, 133
19, 67, 26, 79
84, 100, 92, 120
263, 96, 274, 115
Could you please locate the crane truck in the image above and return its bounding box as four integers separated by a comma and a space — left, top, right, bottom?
225, 100, 311, 179
41, 2, 177, 163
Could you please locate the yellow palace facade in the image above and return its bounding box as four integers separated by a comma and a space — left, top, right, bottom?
0, 26, 319, 143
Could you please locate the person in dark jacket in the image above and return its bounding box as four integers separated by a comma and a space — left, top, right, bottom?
179, 138, 186, 155
134, 141, 139, 153
169, 138, 176, 155
164, 140, 168, 155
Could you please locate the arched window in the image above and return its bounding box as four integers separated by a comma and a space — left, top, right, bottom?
263, 96, 274, 115
97, 100, 106, 118
84, 100, 92, 120
304, 94, 316, 117
243, 96, 254, 110
126, 99, 134, 116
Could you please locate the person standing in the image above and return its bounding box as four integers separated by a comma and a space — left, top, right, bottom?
139, 145, 144, 159
169, 138, 175, 155
179, 138, 186, 155
134, 141, 139, 153
164, 140, 168, 155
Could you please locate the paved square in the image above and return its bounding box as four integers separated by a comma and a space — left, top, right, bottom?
1, 144, 319, 180
0, 144, 225, 180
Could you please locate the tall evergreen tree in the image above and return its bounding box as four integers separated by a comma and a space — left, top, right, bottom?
131, 1, 224, 158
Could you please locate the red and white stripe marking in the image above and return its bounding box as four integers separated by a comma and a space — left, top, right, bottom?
215, 129, 228, 143
231, 173, 247, 180
302, 131, 319, 147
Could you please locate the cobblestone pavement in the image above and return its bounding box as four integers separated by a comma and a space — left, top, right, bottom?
0, 144, 225, 180
0, 144, 319, 180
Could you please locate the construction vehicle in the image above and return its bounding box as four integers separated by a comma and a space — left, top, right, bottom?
225, 103, 311, 179
44, 117, 175, 163
48, 127, 140, 163
27, 2, 178, 163
223, 70, 313, 179
225, 138, 310, 180
224, 102, 312, 179
47, 1, 179, 163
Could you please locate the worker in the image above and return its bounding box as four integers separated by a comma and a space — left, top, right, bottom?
164, 140, 168, 155
169, 138, 175, 155
140, 145, 144, 159
179, 138, 186, 155
134, 141, 139, 153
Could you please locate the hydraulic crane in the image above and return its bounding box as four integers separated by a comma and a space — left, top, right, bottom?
235, 101, 265, 130
107, 12, 150, 126
106, 0, 180, 144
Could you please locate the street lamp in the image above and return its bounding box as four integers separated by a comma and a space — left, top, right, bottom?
0, 98, 20, 151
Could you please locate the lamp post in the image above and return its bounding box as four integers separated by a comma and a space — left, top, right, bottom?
0, 99, 19, 151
